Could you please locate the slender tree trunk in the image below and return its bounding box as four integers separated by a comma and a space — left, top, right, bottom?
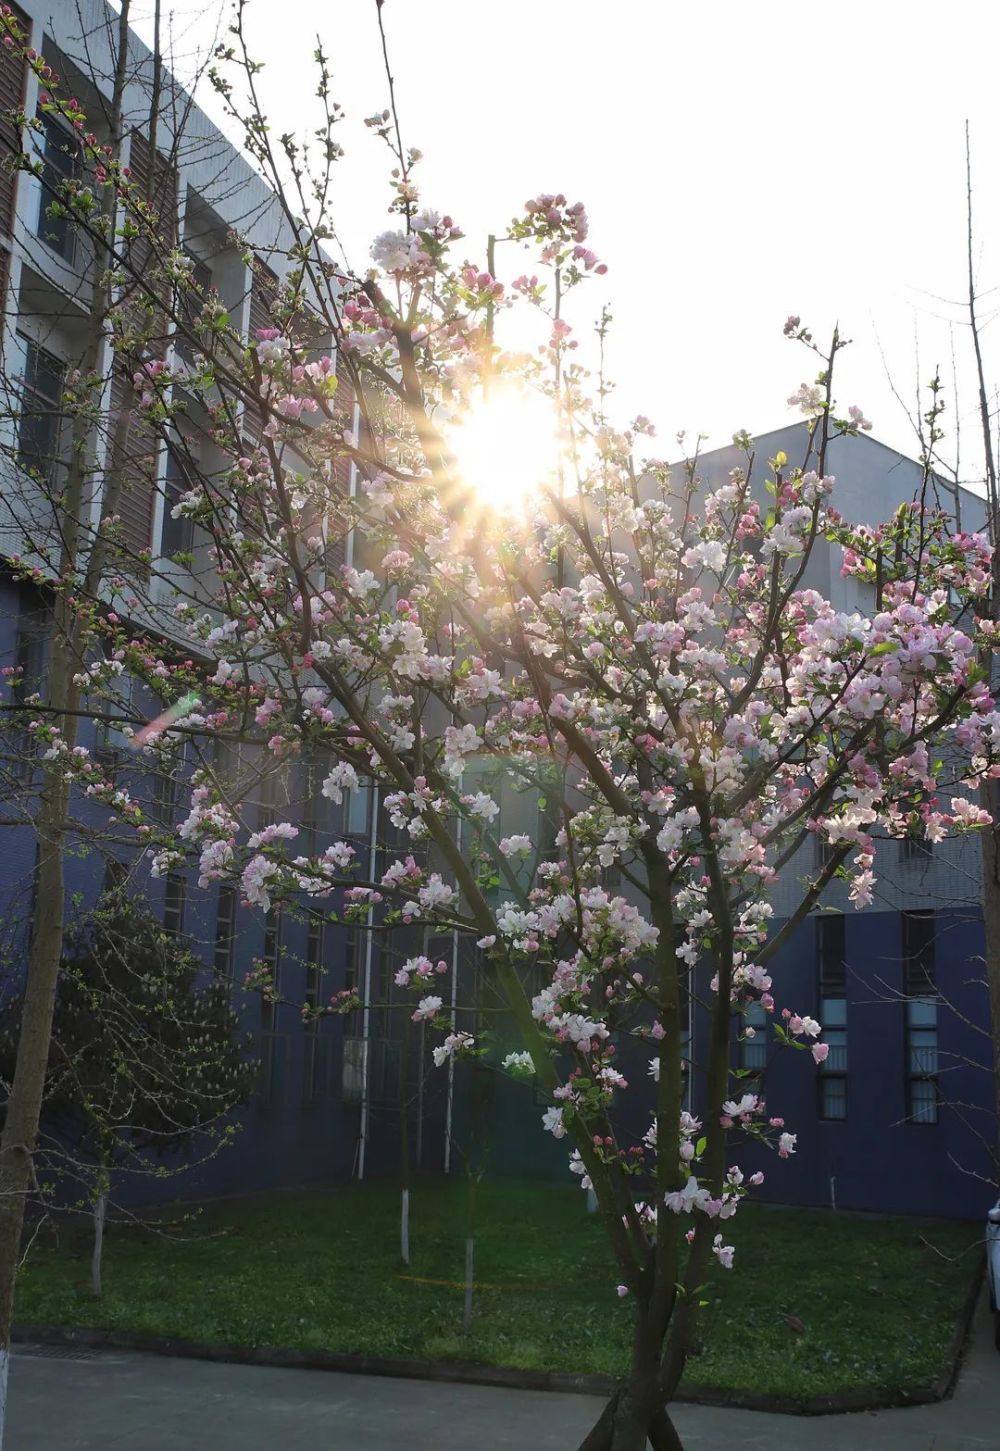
90, 1161, 110, 1298
0, 657, 74, 1442
462, 1172, 477, 1331
462, 1233, 474, 1331
0, 8, 133, 1442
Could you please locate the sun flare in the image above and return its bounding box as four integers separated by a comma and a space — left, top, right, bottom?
447, 385, 562, 513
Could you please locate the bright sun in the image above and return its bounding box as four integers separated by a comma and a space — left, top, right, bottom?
447, 385, 563, 513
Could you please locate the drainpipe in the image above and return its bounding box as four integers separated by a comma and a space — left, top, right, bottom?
357, 780, 379, 1180
444, 814, 462, 1173
345, 399, 360, 570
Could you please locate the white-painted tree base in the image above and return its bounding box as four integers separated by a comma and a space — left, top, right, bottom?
92, 1192, 107, 1298
463, 1237, 474, 1329
0, 1343, 10, 1450
400, 1188, 410, 1266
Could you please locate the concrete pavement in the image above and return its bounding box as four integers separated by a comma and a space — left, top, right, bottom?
6, 1292, 999, 1449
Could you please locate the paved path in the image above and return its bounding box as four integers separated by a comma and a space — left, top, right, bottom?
7, 1293, 999, 1449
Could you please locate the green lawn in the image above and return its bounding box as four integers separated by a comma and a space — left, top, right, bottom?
13, 1180, 979, 1401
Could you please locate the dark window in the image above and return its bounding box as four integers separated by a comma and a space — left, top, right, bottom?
677, 954, 692, 1076
7, 600, 50, 777
305, 913, 324, 1012
152, 768, 178, 825
160, 446, 195, 558
817, 914, 848, 1121
18, 336, 65, 480
903, 911, 938, 1124
342, 923, 361, 1030
816, 837, 839, 870
901, 833, 933, 862
262, 909, 282, 1004
738, 999, 768, 1074
103, 857, 128, 895
214, 884, 237, 979
174, 252, 213, 365
95, 665, 135, 758
163, 872, 186, 935
341, 1034, 365, 1103
258, 908, 283, 1105
35, 111, 79, 260
299, 752, 324, 857
345, 778, 372, 839
257, 767, 285, 832
257, 1032, 285, 1108
302, 913, 325, 1104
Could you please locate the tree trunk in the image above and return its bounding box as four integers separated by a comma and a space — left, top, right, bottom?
0, 7, 133, 1440
462, 1234, 474, 1330
574, 1311, 690, 1445
90, 1164, 110, 1298
0, 769, 69, 1438
576, 1369, 686, 1451
400, 1187, 410, 1268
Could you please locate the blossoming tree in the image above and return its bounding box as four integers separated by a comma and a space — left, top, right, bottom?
2, 9, 1000, 1449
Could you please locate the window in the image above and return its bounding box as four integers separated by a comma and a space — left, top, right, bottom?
675, 946, 693, 1080
174, 251, 213, 364
18, 337, 65, 481
302, 913, 325, 1104
7, 600, 50, 777
304, 913, 324, 1012
258, 909, 283, 1105
35, 111, 79, 260
214, 884, 237, 979
341, 922, 361, 1031
738, 999, 768, 1074
163, 872, 186, 935
816, 837, 839, 871
901, 833, 933, 862
95, 665, 135, 758
345, 778, 372, 839
341, 1035, 365, 1103
903, 911, 938, 1124
152, 768, 179, 826
817, 915, 848, 1121
257, 766, 286, 832
673, 963, 690, 1079
160, 446, 195, 558
261, 909, 282, 1004
103, 857, 128, 896
538, 793, 560, 863
299, 752, 324, 857
375, 945, 393, 1040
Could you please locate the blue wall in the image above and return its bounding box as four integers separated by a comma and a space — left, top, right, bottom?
727, 910, 994, 1221
1, 571, 995, 1218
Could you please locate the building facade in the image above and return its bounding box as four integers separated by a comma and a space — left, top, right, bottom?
0, 0, 450, 1205
0, 2, 994, 1222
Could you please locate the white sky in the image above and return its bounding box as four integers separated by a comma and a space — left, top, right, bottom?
126, 0, 1000, 482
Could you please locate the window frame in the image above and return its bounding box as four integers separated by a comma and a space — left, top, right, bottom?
160, 443, 197, 559
163, 871, 186, 936
816, 913, 848, 1121
902, 910, 939, 1125
35, 109, 80, 262
17, 334, 66, 482
214, 883, 238, 979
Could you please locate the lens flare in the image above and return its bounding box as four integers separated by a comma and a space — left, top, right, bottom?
448, 385, 562, 513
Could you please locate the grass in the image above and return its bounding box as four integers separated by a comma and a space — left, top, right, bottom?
13, 1179, 979, 1401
